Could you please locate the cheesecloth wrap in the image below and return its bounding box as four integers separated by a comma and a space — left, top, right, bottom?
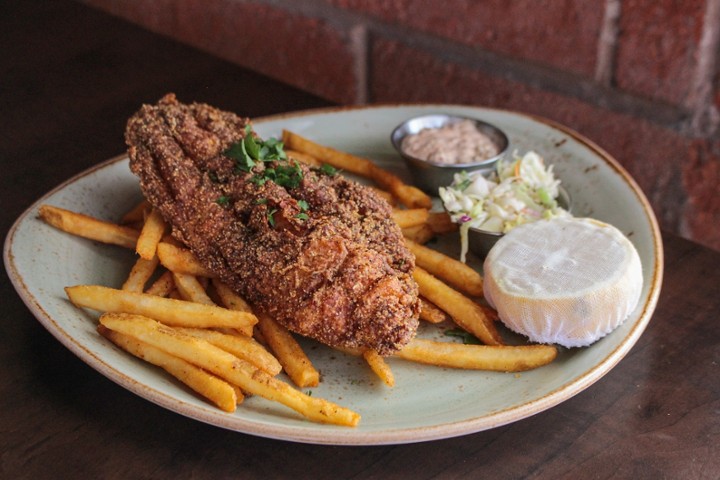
483, 217, 643, 348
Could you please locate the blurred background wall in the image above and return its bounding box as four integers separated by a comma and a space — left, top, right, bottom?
79, 0, 720, 251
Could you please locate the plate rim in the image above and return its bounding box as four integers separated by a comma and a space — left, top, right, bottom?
3, 104, 664, 445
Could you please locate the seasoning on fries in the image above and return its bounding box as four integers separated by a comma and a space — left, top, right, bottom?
120, 200, 150, 224
418, 297, 449, 324
171, 272, 215, 305
402, 223, 435, 244
39, 204, 139, 248
122, 255, 160, 293
395, 338, 557, 372
256, 313, 320, 388
144, 270, 175, 297
156, 242, 215, 277
135, 207, 166, 260
392, 208, 430, 229
65, 285, 258, 331
99, 324, 240, 412
173, 326, 282, 376
412, 267, 502, 346
99, 313, 360, 426
407, 239, 484, 297
363, 350, 395, 387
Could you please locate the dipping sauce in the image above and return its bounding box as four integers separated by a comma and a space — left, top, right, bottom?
401, 120, 500, 165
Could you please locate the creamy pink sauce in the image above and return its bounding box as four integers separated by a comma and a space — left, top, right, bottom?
401, 120, 499, 165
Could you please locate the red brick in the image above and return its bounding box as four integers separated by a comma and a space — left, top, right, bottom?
87, 0, 360, 104
80, 0, 178, 35
682, 140, 720, 250
328, 0, 603, 78
172, 0, 359, 104
715, 70, 720, 116
370, 38, 720, 248
615, 0, 706, 106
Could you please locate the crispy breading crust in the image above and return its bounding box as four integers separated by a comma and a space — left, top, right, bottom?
125, 94, 419, 355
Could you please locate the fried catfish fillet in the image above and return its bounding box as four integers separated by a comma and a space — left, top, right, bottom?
125, 94, 419, 355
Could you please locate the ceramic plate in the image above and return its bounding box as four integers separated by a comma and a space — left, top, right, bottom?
4, 104, 663, 445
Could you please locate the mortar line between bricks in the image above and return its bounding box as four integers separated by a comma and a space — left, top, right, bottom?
350, 24, 369, 105
375, 25, 688, 130
595, 0, 621, 87
687, 0, 720, 137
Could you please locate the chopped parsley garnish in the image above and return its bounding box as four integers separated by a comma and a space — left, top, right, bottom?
254, 161, 303, 189
224, 125, 304, 189
224, 125, 289, 174
293, 199, 310, 222
224, 127, 315, 228
444, 328, 482, 345
215, 195, 230, 206
267, 208, 278, 227
319, 163, 338, 176
224, 140, 255, 173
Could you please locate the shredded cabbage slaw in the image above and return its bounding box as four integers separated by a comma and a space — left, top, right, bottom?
439, 150, 570, 262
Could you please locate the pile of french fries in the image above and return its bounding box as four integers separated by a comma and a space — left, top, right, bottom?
39, 129, 557, 427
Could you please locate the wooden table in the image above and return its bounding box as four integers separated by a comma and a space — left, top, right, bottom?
2, 2, 718, 478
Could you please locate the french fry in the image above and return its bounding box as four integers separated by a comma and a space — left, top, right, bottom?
212, 279, 252, 312
369, 187, 396, 206
65, 285, 258, 330
392, 208, 430, 228
406, 239, 484, 297
136, 208, 167, 260
99, 325, 238, 412
120, 200, 150, 224
367, 163, 432, 209
232, 384, 246, 404
256, 314, 320, 388
212, 279, 255, 336
174, 327, 282, 376
39, 205, 139, 248
402, 224, 435, 244
156, 242, 215, 278
99, 313, 360, 426
145, 271, 175, 297
426, 211, 458, 234
160, 234, 184, 247
282, 129, 374, 176
172, 272, 214, 305
395, 338, 557, 372
363, 350, 395, 387
282, 129, 432, 209
122, 255, 160, 293
412, 267, 502, 346
479, 303, 500, 323
419, 297, 449, 324
286, 149, 322, 167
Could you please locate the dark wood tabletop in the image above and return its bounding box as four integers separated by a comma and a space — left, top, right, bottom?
2, 2, 718, 479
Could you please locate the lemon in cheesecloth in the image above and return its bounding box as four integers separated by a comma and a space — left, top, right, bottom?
483, 217, 643, 348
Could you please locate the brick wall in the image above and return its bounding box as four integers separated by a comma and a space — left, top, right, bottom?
80, 0, 720, 251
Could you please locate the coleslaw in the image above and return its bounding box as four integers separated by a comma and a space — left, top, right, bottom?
439, 150, 571, 261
